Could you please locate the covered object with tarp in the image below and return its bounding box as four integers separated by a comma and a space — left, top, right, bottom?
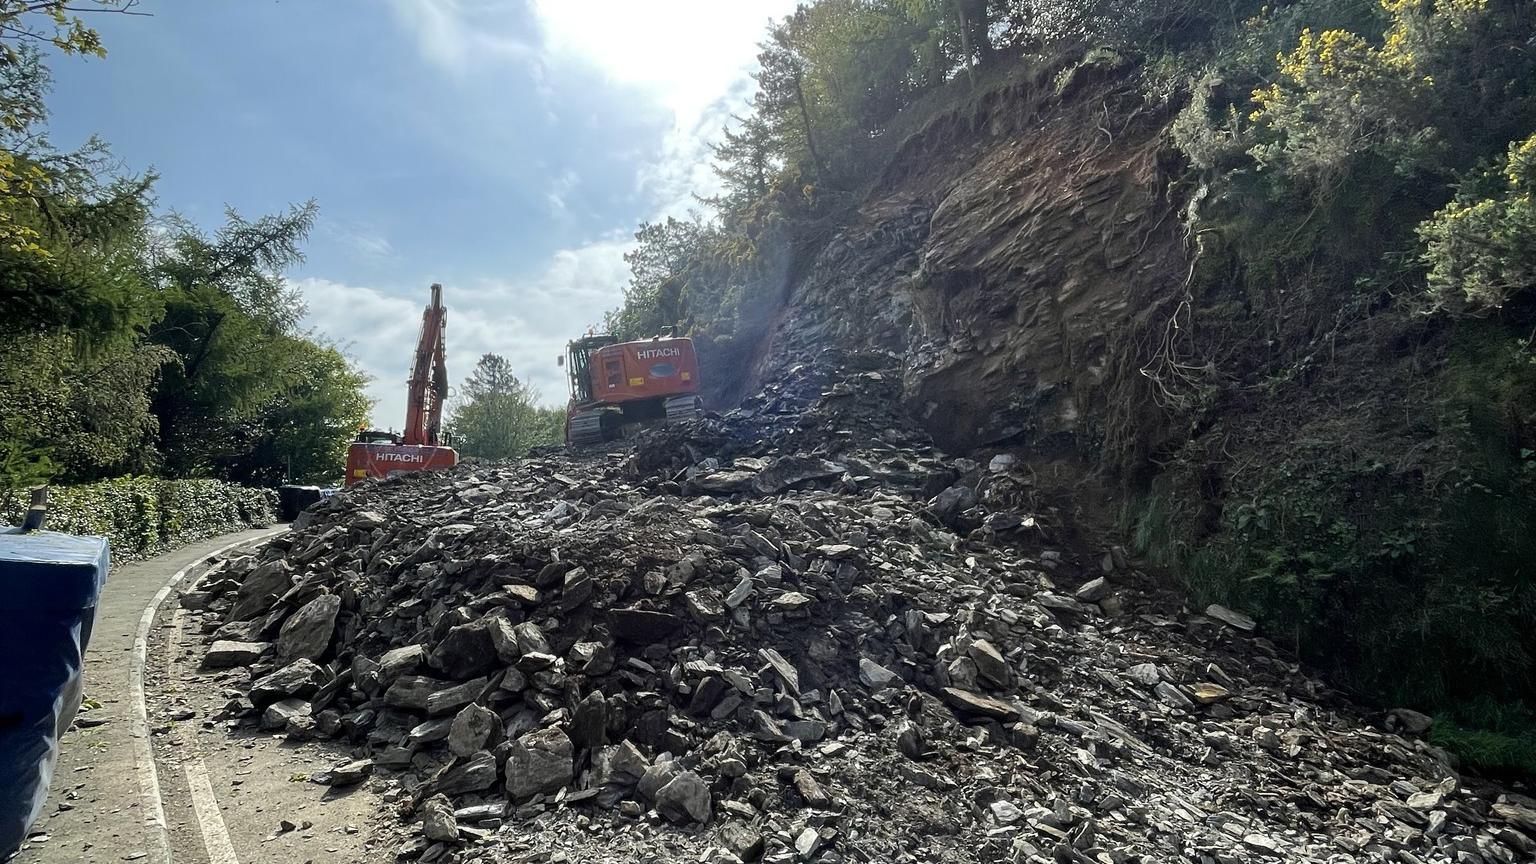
0, 528, 109, 858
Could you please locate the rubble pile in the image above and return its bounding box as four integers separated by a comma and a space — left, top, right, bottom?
185, 359, 1534, 864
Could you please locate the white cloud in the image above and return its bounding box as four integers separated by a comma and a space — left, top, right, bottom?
529, 0, 795, 213
388, 0, 797, 214
384, 0, 537, 76
545, 168, 580, 214
318, 216, 395, 262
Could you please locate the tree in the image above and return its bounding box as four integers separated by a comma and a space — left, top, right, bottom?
448, 354, 562, 461
213, 338, 372, 485
146, 203, 317, 477
708, 113, 776, 214
0, 45, 158, 346
0, 332, 169, 483
0, 0, 370, 490
0, 1, 128, 63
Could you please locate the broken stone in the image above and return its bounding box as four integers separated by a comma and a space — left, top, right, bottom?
385, 675, 446, 712
425, 678, 488, 716
966, 639, 1011, 688
324, 759, 373, 787
447, 703, 501, 757
1074, 577, 1111, 603
420, 793, 458, 842
858, 657, 901, 690
429, 617, 500, 679
203, 640, 269, 669
250, 659, 325, 707
1204, 603, 1256, 632
569, 641, 615, 675
505, 727, 573, 801
276, 593, 340, 662
654, 770, 712, 824
1191, 683, 1231, 704
229, 560, 293, 620
609, 607, 683, 643
433, 751, 499, 796
940, 687, 1021, 722
377, 644, 425, 684
759, 648, 800, 695
261, 698, 310, 731
719, 821, 764, 861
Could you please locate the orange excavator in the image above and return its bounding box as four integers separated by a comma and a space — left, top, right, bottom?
561, 332, 703, 445
344, 283, 459, 485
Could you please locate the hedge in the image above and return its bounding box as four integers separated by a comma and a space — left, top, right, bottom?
0, 477, 278, 563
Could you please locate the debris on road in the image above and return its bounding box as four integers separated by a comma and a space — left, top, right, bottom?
183, 353, 1529, 863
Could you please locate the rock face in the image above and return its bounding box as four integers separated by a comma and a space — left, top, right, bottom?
717, 54, 1187, 473
189, 352, 1528, 864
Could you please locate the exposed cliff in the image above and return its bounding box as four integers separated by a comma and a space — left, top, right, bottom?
738, 52, 1189, 505
711, 46, 1536, 772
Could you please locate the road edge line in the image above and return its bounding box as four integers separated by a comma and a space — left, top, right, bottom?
130, 528, 285, 864
167, 606, 242, 864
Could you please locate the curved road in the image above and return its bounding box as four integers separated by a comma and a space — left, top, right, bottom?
14, 528, 389, 864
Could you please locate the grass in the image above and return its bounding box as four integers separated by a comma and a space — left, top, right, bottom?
1431, 699, 1536, 777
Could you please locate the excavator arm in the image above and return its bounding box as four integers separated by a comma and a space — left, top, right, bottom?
344, 283, 457, 485
403, 283, 448, 446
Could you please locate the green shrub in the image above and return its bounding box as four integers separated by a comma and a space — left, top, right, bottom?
1419, 132, 1536, 312
0, 476, 277, 563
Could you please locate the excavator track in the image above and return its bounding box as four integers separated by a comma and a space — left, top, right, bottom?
567, 411, 605, 447
664, 394, 703, 424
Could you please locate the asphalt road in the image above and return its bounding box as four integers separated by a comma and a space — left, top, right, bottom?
13, 528, 391, 864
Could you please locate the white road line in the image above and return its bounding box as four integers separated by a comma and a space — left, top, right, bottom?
182, 762, 241, 864
168, 608, 242, 864
129, 529, 284, 864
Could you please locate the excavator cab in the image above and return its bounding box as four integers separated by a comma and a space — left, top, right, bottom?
563, 334, 618, 405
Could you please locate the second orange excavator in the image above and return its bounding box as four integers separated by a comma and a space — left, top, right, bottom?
561, 332, 703, 445
344, 283, 458, 485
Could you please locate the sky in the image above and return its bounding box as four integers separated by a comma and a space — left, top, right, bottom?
46, 0, 797, 426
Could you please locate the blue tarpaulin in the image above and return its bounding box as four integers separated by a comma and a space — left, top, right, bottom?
0, 528, 109, 859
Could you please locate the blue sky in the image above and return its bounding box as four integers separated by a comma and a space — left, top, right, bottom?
46, 0, 795, 425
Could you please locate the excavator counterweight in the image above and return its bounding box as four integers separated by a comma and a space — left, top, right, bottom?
344, 284, 459, 485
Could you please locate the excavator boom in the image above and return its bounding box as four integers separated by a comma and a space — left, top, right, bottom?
344, 284, 459, 485
403, 283, 448, 446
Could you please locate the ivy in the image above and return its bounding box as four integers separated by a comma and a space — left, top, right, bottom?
0, 477, 277, 564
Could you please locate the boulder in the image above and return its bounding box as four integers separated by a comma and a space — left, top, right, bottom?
276, 593, 340, 661
429, 617, 500, 679
447, 703, 501, 757
654, 770, 712, 824
229, 560, 293, 620
250, 659, 326, 706
505, 727, 573, 800
203, 640, 269, 669
420, 793, 458, 842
